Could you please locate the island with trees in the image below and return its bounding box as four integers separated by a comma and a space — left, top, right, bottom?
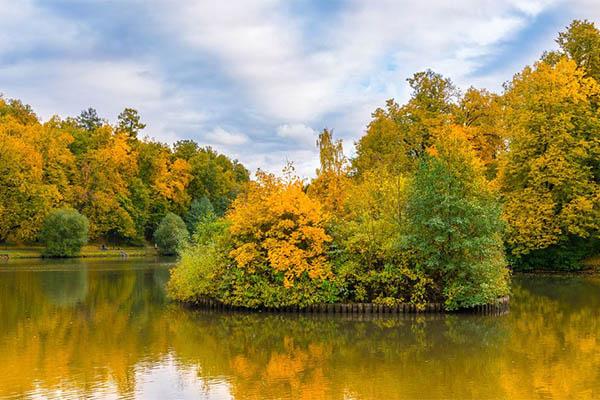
1, 20, 599, 312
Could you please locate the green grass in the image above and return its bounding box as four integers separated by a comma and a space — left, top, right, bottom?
0, 243, 158, 259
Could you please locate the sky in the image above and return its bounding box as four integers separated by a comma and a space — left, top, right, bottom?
1, 0, 598, 177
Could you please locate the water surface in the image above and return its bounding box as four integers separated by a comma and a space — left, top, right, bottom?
1, 258, 599, 399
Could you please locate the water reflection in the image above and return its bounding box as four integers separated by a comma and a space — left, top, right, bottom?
0, 260, 599, 399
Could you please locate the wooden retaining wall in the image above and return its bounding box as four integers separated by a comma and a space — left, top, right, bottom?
191, 296, 510, 316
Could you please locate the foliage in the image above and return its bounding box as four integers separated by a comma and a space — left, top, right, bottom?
184, 196, 215, 234
404, 127, 509, 309
500, 57, 600, 269
307, 129, 350, 217
167, 218, 230, 303
153, 212, 189, 255
556, 19, 600, 81
0, 99, 249, 245
227, 168, 333, 294
39, 208, 89, 257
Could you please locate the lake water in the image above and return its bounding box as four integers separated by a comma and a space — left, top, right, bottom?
0, 258, 599, 399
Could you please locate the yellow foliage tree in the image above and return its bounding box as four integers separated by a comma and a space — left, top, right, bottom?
499, 57, 600, 267
228, 168, 332, 288
0, 112, 63, 241
307, 129, 350, 217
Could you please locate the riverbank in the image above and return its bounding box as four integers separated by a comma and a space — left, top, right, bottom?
0, 244, 157, 259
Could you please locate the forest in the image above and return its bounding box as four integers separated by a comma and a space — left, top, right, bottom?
2, 20, 599, 310
0, 101, 249, 246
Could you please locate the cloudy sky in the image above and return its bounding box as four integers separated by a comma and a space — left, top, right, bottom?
1, 0, 598, 177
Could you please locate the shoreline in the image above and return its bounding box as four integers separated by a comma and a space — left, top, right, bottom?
184, 296, 511, 315
0, 245, 158, 260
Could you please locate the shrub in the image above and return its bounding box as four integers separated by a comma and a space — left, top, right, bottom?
153, 212, 189, 255
167, 219, 230, 302
39, 208, 89, 257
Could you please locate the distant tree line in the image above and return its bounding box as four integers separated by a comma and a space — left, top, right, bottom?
0, 102, 249, 246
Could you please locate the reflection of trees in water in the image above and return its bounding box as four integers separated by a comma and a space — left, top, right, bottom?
1, 270, 599, 399
498, 277, 600, 399
166, 311, 510, 399
39, 268, 88, 306
0, 264, 172, 397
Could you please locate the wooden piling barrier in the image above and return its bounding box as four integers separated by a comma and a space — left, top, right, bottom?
190, 296, 510, 315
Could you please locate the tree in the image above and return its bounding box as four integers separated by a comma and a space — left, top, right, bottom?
154, 212, 189, 255
308, 129, 349, 216
0, 109, 61, 242
229, 169, 332, 288
353, 70, 457, 176
499, 58, 600, 269
184, 197, 215, 234
456, 87, 505, 178
76, 108, 103, 131
404, 126, 509, 309
557, 19, 600, 81
117, 108, 146, 140
76, 130, 139, 242
39, 208, 89, 257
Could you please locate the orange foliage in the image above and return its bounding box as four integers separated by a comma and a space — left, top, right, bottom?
227, 169, 332, 287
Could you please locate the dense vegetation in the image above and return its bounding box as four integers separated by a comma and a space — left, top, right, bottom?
0, 103, 249, 248
168, 20, 600, 310
39, 208, 89, 257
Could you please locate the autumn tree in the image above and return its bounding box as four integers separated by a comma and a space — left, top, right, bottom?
499, 58, 600, 269
75, 128, 139, 242
0, 101, 64, 242
456, 88, 505, 178
307, 129, 349, 216
353, 70, 458, 175
557, 19, 600, 81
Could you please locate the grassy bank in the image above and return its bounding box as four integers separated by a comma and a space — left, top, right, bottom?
0, 244, 157, 259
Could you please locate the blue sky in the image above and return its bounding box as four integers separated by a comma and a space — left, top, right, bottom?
0, 0, 597, 177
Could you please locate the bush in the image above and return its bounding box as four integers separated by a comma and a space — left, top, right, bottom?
153, 212, 189, 255
39, 208, 89, 257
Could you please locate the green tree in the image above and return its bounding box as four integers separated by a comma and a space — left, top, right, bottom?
117, 108, 146, 140
154, 212, 189, 255
76, 108, 103, 131
184, 197, 215, 234
404, 126, 509, 309
39, 208, 89, 257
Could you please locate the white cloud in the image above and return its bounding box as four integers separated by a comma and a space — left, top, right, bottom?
205, 127, 249, 146
276, 123, 317, 147
1, 0, 581, 178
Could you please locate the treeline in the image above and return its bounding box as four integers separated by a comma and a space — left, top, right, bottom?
168, 20, 600, 312
0, 102, 249, 245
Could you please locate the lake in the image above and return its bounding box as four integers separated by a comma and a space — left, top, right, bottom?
0, 258, 599, 399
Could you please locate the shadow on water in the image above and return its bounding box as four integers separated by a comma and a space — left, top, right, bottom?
0, 261, 599, 399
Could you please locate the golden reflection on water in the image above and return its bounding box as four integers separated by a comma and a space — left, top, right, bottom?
0, 259, 599, 399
